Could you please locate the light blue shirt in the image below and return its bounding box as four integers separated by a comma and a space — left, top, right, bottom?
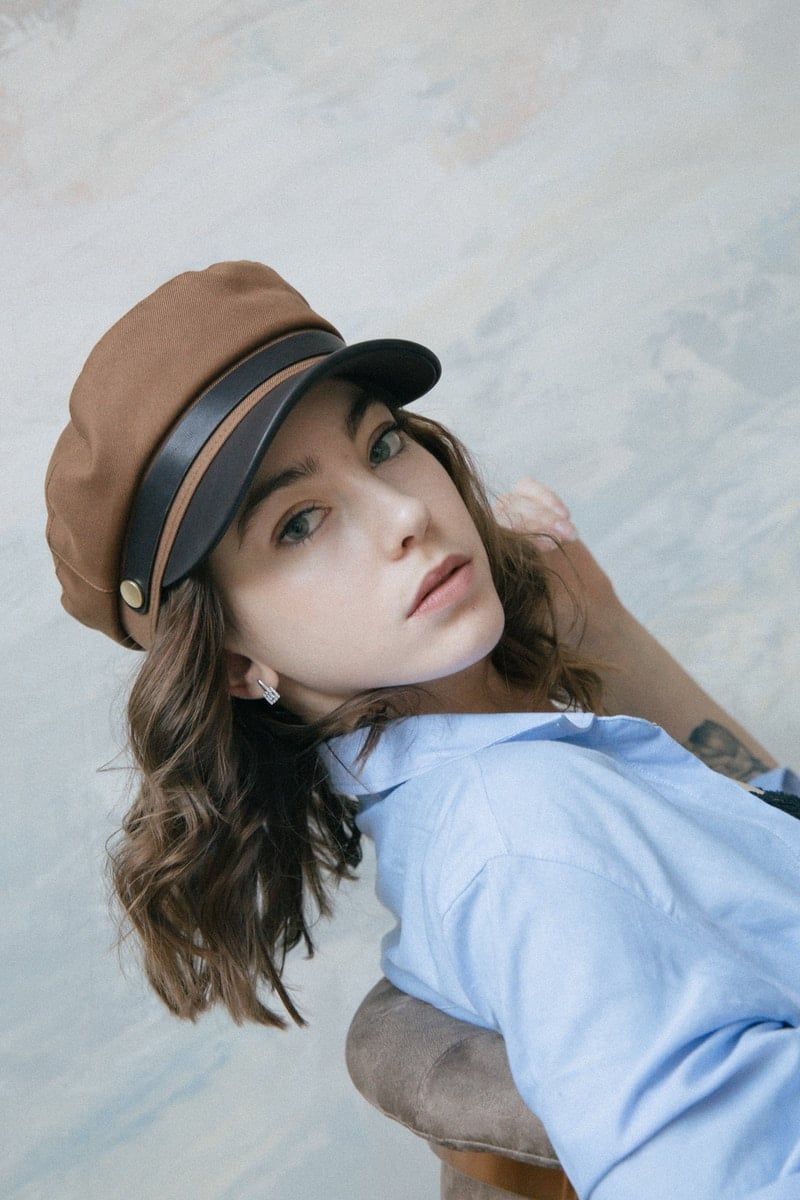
319, 710, 800, 1200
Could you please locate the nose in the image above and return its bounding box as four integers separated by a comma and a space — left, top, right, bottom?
360, 472, 430, 555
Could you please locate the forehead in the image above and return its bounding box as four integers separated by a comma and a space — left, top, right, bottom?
279, 375, 373, 428
263, 375, 397, 453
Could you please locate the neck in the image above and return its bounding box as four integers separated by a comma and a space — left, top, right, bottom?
413, 660, 559, 716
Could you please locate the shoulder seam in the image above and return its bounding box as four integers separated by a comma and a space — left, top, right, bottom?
474, 753, 512, 854
433, 754, 510, 920
440, 853, 510, 920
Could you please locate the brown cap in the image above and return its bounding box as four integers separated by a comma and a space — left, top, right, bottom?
44, 260, 441, 651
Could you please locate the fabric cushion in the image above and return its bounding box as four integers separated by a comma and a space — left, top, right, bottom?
345, 976, 562, 1167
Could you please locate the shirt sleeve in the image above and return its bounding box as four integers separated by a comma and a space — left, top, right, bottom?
748, 765, 800, 799
441, 854, 800, 1200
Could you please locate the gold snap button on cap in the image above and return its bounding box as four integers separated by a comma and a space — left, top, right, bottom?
120, 579, 144, 609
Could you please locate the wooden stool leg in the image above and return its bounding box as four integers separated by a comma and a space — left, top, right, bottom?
431, 1144, 578, 1199
559, 1175, 579, 1200
440, 1159, 521, 1198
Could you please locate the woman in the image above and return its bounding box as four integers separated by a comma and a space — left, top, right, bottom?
44, 260, 800, 1199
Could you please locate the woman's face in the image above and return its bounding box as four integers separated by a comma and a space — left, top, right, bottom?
209, 376, 521, 721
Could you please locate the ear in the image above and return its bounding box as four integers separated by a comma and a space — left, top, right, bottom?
222, 647, 279, 701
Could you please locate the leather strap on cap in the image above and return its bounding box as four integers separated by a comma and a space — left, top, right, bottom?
119, 328, 345, 614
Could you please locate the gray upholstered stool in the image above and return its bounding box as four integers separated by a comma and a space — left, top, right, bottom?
346, 976, 579, 1199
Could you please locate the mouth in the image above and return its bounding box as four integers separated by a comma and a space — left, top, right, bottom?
407, 554, 473, 618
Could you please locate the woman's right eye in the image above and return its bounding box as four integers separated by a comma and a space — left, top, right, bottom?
277, 505, 325, 548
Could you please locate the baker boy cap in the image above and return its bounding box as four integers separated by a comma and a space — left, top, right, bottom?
44, 260, 441, 651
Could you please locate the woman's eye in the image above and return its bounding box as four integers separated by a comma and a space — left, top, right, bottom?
369, 422, 405, 465
277, 420, 408, 548
277, 505, 325, 548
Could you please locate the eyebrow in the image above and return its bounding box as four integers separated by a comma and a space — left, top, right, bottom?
235, 388, 395, 545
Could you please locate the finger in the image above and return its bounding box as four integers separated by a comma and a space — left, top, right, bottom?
496, 495, 579, 542
512, 477, 571, 518
526, 483, 571, 519
493, 500, 529, 531
500, 492, 573, 529
493, 495, 544, 527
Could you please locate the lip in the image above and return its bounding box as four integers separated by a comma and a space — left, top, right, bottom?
407, 554, 472, 618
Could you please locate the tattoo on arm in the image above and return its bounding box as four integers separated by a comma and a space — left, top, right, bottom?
680, 719, 771, 783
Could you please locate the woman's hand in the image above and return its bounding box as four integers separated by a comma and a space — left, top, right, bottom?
491, 476, 627, 649
492, 481, 782, 770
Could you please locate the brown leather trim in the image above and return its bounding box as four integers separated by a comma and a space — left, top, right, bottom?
429, 1143, 579, 1199
120, 353, 329, 649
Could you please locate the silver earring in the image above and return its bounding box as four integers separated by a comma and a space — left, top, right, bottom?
256, 678, 280, 705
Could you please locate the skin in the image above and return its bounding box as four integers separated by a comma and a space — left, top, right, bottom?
206, 380, 781, 785
208, 376, 557, 722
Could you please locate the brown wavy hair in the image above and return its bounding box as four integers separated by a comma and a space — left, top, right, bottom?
105, 400, 616, 1029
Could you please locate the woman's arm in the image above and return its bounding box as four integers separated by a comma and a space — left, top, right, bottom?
444, 853, 800, 1200
492, 478, 780, 782
590, 605, 780, 782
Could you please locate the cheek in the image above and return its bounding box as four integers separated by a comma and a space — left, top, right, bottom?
236, 560, 373, 650
294, 559, 394, 643
421, 454, 473, 519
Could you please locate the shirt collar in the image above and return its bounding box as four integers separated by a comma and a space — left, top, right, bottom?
318, 709, 597, 796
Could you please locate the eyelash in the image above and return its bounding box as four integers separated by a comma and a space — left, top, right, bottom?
276, 420, 409, 549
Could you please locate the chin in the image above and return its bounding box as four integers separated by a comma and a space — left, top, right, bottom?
427, 614, 506, 684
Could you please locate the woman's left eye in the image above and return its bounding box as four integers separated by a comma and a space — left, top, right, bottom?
369, 422, 406, 466
277, 421, 408, 548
